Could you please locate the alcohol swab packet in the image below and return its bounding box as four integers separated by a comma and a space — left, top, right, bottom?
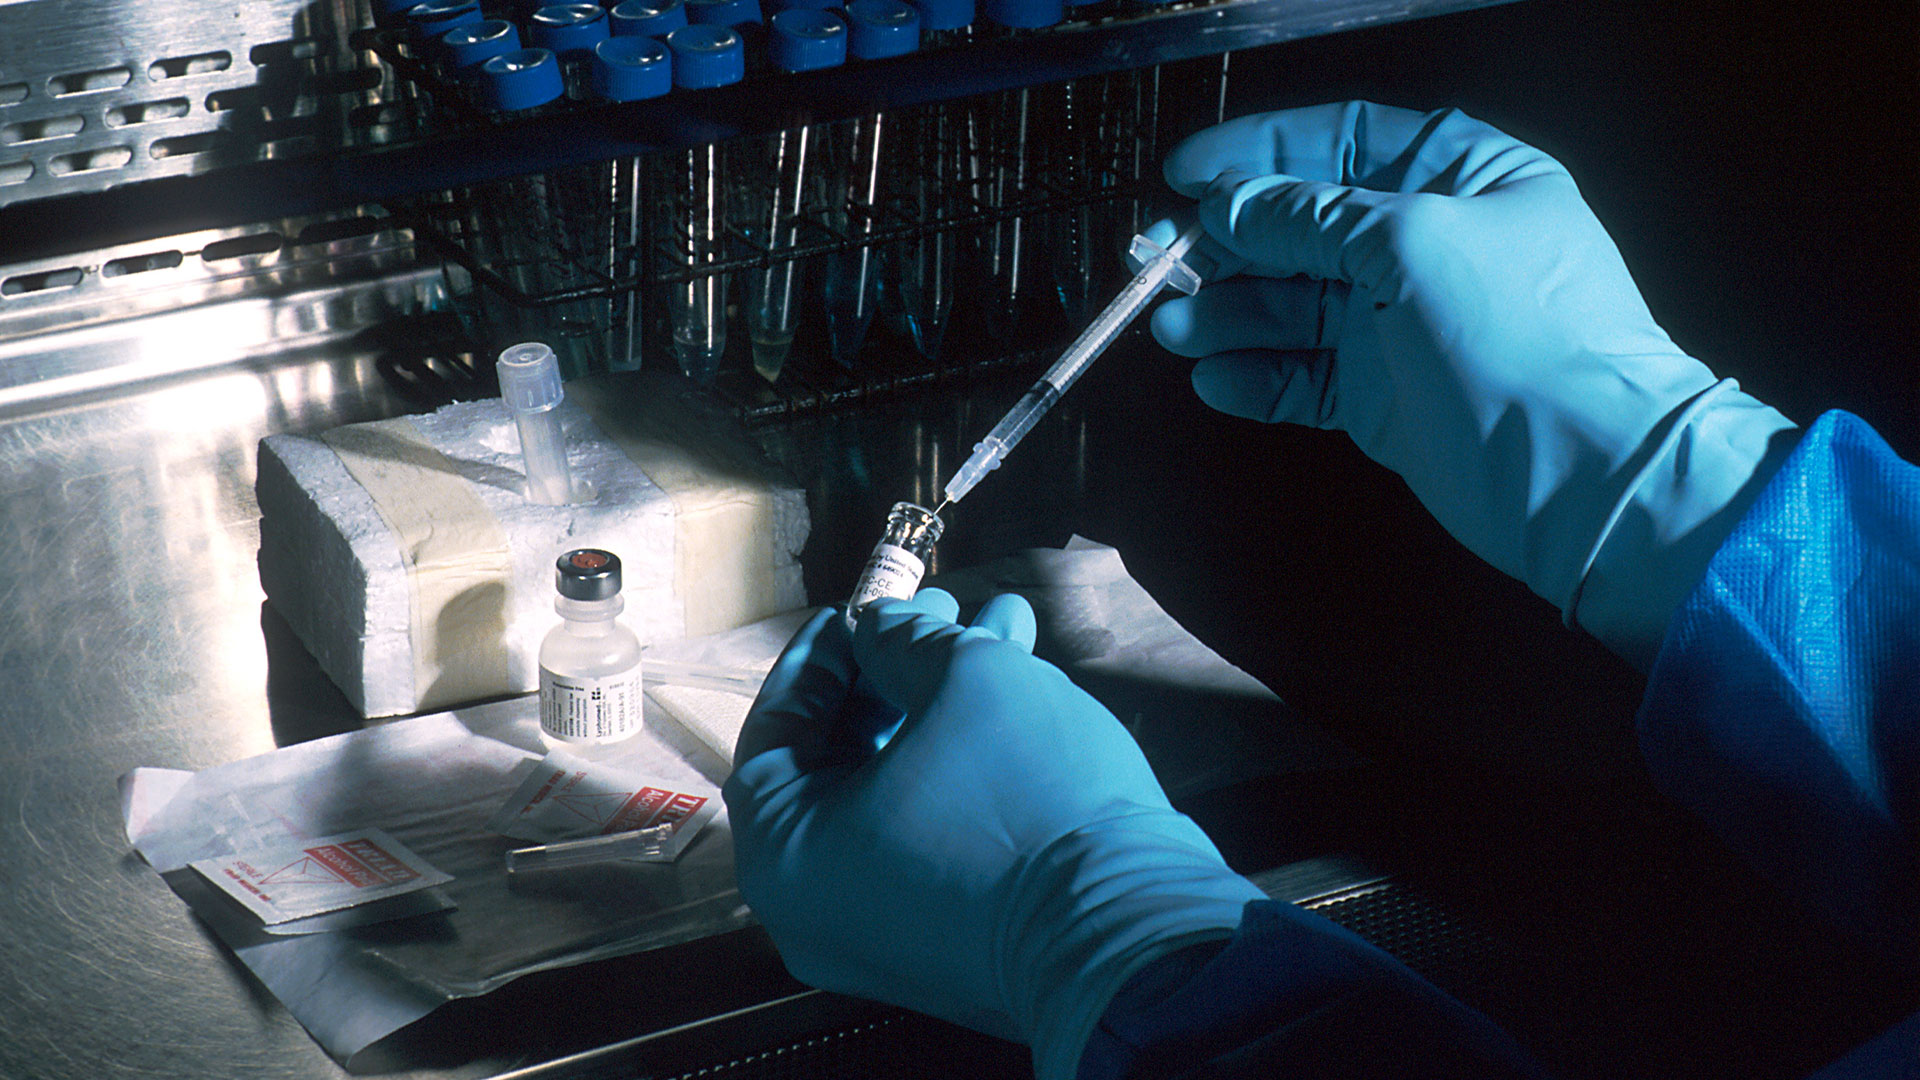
485, 748, 720, 866
190, 828, 453, 926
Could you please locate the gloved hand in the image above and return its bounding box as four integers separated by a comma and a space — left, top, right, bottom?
723, 592, 1265, 1080
1150, 101, 1799, 668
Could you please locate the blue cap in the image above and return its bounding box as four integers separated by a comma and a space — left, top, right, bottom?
611, 0, 689, 37
686, 0, 762, 26
592, 36, 672, 99
909, 0, 972, 31
408, 0, 483, 44
845, 0, 919, 58
664, 24, 745, 87
769, 9, 846, 70
981, 0, 1060, 27
769, 0, 839, 9
443, 19, 521, 68
480, 47, 565, 109
528, 3, 611, 57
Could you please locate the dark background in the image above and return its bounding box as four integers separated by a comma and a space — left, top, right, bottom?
1050, 2, 1918, 1076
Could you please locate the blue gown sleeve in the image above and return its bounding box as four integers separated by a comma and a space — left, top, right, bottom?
1078, 411, 1917, 1080
1076, 900, 1549, 1080
1637, 410, 1918, 947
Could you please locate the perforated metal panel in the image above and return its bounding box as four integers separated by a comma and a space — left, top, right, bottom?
0, 0, 407, 208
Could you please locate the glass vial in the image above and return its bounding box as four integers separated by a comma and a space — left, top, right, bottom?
540, 549, 644, 746
846, 502, 944, 629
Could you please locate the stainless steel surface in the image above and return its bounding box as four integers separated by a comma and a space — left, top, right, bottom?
0, 213, 437, 412
0, 335, 454, 1080
0, 0, 405, 209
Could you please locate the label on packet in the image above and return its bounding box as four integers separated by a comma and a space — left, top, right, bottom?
486, 748, 719, 862
190, 828, 452, 925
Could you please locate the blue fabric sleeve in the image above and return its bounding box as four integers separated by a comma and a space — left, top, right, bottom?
1076, 900, 1549, 1080
1637, 409, 1919, 947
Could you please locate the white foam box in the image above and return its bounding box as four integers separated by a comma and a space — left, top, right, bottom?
257, 370, 810, 718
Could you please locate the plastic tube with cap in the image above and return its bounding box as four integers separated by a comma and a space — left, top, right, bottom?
497, 342, 575, 505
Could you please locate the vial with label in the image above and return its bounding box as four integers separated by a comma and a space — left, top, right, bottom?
540, 549, 644, 746
846, 502, 944, 629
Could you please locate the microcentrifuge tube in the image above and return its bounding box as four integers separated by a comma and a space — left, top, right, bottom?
846, 502, 944, 629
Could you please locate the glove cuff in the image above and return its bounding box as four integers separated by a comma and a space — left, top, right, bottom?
1001, 815, 1266, 1080
1566, 377, 1798, 668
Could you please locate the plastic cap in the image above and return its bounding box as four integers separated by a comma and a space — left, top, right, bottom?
685, 0, 762, 27
982, 0, 1061, 27
769, 0, 839, 9
555, 549, 623, 600
592, 36, 673, 99
480, 48, 565, 108
910, 0, 972, 32
611, 0, 689, 38
845, 0, 920, 58
769, 9, 846, 71
443, 19, 521, 68
498, 342, 566, 411
529, 3, 611, 56
408, 0, 483, 43
664, 24, 745, 87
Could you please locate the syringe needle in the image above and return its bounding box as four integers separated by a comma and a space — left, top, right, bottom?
937, 223, 1209, 509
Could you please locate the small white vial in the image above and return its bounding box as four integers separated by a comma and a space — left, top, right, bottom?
846, 501, 944, 629
540, 548, 644, 746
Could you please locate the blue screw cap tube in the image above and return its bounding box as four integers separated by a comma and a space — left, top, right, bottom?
911, 0, 973, 32
665, 24, 746, 87
769, 9, 846, 70
529, 3, 612, 57
611, 0, 689, 38
845, 0, 920, 57
592, 36, 673, 99
408, 0, 484, 53
443, 19, 521, 68
686, 0, 762, 26
982, 0, 1061, 27
481, 48, 565, 108
769, 0, 839, 9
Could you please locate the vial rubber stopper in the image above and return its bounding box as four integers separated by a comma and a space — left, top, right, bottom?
555, 549, 623, 601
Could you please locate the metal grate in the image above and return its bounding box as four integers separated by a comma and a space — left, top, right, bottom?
654, 1013, 1031, 1080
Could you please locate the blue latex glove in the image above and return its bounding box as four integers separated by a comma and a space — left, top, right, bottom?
723, 592, 1266, 1080
1150, 102, 1800, 668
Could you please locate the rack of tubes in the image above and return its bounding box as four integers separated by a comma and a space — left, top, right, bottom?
365, 0, 1243, 417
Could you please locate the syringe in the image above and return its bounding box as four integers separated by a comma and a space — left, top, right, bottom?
937, 222, 1210, 512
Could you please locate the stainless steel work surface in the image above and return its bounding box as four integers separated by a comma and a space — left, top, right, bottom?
0, 344, 492, 1080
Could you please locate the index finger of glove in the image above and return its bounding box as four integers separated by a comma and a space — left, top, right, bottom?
732, 606, 859, 772
850, 596, 985, 717
1164, 101, 1563, 199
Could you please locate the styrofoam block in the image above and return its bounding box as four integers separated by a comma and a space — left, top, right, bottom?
258, 375, 809, 717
